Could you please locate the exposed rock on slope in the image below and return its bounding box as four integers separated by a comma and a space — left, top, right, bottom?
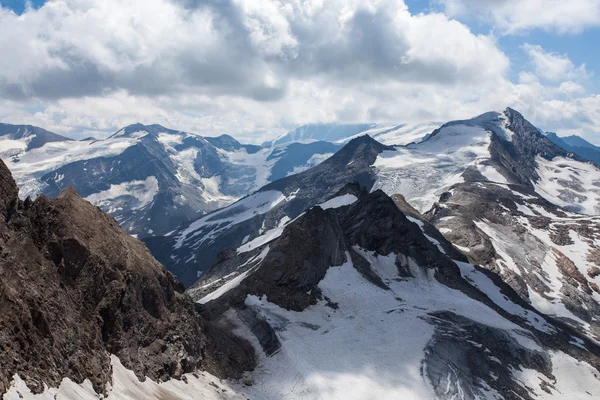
4, 122, 338, 238
147, 135, 393, 287
426, 180, 600, 341
0, 160, 253, 395
189, 185, 600, 400
0, 123, 71, 153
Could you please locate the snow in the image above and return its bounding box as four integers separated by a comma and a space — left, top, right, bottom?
5, 356, 249, 400
237, 216, 294, 254
0, 138, 28, 154
5, 137, 138, 198
339, 123, 441, 146
455, 261, 555, 333
373, 124, 494, 212
534, 155, 600, 215
516, 203, 536, 216
84, 176, 159, 212
174, 190, 286, 250
216, 251, 552, 399
478, 165, 508, 184
198, 267, 255, 304
514, 351, 600, 400
317, 194, 358, 210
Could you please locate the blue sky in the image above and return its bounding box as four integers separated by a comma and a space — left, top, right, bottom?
0, 0, 598, 143
2, 0, 46, 14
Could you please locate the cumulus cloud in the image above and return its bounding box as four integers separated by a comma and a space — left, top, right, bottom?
523, 44, 589, 82
0, 0, 598, 145
439, 0, 600, 34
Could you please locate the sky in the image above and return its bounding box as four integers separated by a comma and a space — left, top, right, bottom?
0, 0, 598, 144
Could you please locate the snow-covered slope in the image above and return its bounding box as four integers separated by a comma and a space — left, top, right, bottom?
426, 180, 600, 341
2, 123, 339, 237
0, 123, 72, 157
268, 122, 440, 147
341, 122, 441, 146
186, 187, 600, 400
146, 136, 391, 286
374, 108, 600, 215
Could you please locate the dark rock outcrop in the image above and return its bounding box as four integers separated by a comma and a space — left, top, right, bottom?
148, 135, 394, 287
0, 160, 254, 395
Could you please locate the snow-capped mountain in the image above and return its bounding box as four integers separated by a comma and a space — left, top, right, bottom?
184, 183, 600, 399
0, 123, 72, 157
4, 109, 600, 400
3, 123, 340, 237
146, 134, 392, 286
149, 108, 600, 287
266, 122, 441, 146
546, 132, 600, 166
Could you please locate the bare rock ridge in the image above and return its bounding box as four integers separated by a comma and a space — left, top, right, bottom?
0, 159, 254, 395
147, 134, 394, 287
191, 183, 600, 399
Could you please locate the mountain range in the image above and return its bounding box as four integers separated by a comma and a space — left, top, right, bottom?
2, 108, 600, 399
546, 131, 600, 166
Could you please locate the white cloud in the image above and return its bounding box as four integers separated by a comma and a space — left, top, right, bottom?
440, 0, 600, 34
523, 43, 588, 82
0, 0, 597, 146
0, 0, 511, 140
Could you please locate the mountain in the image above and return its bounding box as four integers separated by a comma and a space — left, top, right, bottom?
546, 132, 600, 166
148, 108, 600, 287
146, 135, 393, 286
3, 123, 340, 237
268, 123, 375, 146
185, 183, 600, 399
0, 123, 72, 156
0, 159, 253, 396
266, 122, 441, 147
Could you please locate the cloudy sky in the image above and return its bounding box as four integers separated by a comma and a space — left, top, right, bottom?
0, 0, 598, 143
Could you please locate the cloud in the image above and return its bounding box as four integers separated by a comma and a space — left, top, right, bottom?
439, 0, 600, 34
523, 44, 589, 82
0, 0, 597, 146
0, 0, 509, 103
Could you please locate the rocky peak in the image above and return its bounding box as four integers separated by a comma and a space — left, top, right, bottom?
0, 160, 18, 217
0, 160, 254, 395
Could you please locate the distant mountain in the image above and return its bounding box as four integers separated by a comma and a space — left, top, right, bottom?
146, 134, 393, 286
267, 122, 441, 146
0, 123, 71, 156
147, 108, 600, 299
267, 123, 374, 146
2, 123, 340, 237
546, 132, 600, 165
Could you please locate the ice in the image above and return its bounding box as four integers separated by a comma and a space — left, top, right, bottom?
317, 194, 358, 210
373, 124, 493, 212
534, 155, 600, 215
174, 190, 286, 249
84, 176, 159, 212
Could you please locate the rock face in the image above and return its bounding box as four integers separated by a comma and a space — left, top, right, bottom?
147, 135, 393, 287
188, 185, 600, 400
4, 122, 339, 239
0, 160, 254, 395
